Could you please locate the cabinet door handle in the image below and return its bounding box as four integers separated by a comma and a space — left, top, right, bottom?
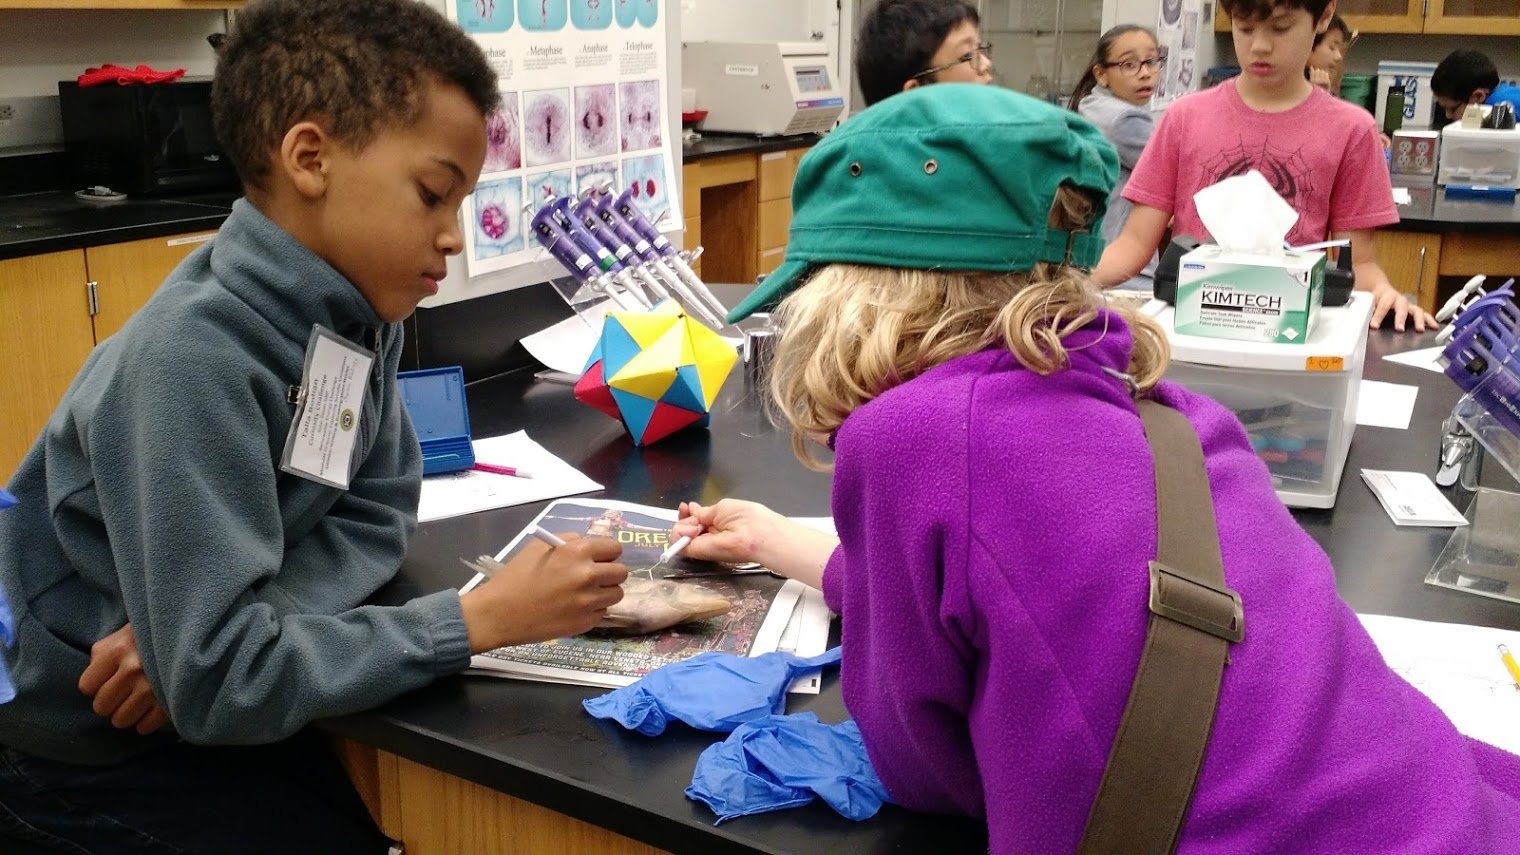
86, 280, 99, 316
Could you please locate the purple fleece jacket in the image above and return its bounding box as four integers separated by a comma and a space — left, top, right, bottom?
821, 312, 1520, 853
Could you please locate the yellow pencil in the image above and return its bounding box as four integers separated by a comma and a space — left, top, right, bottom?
1500, 644, 1520, 689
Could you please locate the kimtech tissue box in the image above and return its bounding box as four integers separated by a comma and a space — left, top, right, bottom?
1175, 245, 1326, 344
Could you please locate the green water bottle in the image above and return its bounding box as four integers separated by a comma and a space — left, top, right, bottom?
1383, 89, 1405, 135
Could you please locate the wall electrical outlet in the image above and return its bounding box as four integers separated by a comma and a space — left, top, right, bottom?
0, 96, 64, 154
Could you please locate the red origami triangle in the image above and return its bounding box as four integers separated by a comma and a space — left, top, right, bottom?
638, 401, 704, 445
574, 361, 621, 420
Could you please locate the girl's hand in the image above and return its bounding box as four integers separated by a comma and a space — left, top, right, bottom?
675, 499, 839, 590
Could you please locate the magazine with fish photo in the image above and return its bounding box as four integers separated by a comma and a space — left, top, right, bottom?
460, 498, 825, 690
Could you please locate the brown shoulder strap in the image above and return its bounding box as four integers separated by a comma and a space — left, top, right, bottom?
1078, 399, 1244, 855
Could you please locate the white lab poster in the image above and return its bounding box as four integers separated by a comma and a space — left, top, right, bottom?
1152, 0, 1201, 109
447, 0, 681, 278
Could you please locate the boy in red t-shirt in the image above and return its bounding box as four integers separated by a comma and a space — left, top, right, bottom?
1095, 0, 1436, 332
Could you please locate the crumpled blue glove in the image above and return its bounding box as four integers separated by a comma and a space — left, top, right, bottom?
583, 647, 842, 736
685, 713, 892, 823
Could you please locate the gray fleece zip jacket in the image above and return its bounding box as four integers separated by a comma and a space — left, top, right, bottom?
0, 199, 469, 765
1078, 85, 1156, 248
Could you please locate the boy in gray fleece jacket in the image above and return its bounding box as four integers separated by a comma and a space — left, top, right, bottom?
0, 1, 626, 850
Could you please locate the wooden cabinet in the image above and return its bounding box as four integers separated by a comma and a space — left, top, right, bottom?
1375, 227, 1520, 315
1217, 0, 1520, 34
86, 231, 216, 342
338, 741, 666, 855
1373, 229, 1444, 311
681, 142, 814, 286
1330, 0, 1429, 33
0, 230, 216, 480
0, 251, 94, 482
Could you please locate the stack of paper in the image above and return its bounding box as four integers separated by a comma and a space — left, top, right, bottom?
1361, 469, 1469, 527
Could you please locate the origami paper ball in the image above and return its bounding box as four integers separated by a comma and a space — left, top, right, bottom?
575, 303, 738, 445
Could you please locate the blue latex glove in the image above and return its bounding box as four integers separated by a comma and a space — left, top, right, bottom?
685, 713, 893, 823
583, 647, 842, 736
0, 489, 14, 509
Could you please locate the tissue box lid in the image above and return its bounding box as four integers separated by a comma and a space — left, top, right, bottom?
1180, 245, 1323, 271
1440, 126, 1520, 142
398, 366, 475, 476
1145, 291, 1373, 371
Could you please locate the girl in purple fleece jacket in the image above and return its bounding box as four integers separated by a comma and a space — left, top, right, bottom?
675, 83, 1520, 853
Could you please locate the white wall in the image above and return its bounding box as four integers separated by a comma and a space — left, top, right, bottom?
1342, 33, 1519, 80
0, 9, 225, 98
680, 0, 844, 113
0, 9, 227, 153
681, 0, 834, 43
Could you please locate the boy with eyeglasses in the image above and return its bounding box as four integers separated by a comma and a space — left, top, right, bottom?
855, 0, 992, 107
1095, 0, 1437, 332
1431, 49, 1520, 123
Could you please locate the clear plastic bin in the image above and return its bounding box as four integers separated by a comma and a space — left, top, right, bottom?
1437, 126, 1520, 189
1147, 292, 1373, 508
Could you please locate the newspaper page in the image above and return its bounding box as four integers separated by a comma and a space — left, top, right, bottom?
466, 498, 810, 688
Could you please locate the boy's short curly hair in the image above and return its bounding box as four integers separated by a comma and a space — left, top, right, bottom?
1220, 0, 1331, 21
213, 0, 500, 192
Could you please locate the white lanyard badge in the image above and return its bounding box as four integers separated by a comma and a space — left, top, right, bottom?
280, 325, 375, 489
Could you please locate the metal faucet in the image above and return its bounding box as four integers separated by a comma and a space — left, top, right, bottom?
1436, 405, 1482, 491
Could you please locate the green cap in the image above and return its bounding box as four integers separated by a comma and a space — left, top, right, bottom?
726, 84, 1118, 324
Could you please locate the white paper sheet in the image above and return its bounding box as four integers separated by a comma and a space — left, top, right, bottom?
1355, 380, 1420, 430
520, 305, 743, 376
783, 517, 838, 695
1383, 346, 1447, 374
1358, 613, 1520, 755
417, 431, 602, 522
519, 304, 611, 375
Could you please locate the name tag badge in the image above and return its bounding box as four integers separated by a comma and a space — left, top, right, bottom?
280, 326, 375, 489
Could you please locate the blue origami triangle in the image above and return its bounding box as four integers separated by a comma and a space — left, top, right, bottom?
599, 317, 643, 378
611, 387, 658, 437
662, 364, 707, 413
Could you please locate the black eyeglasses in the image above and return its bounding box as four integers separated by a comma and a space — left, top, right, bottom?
911, 42, 993, 80
1102, 56, 1166, 76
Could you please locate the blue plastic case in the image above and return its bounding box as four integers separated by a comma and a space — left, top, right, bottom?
397, 366, 475, 476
